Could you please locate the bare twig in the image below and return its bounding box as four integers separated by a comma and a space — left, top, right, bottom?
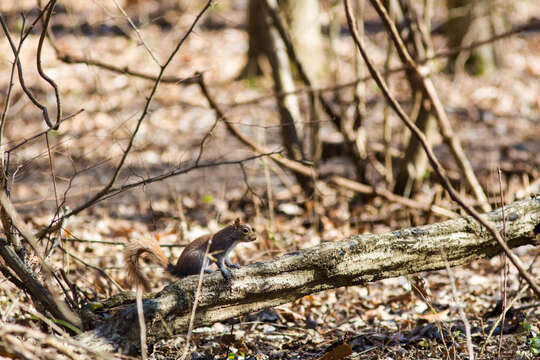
344, 0, 540, 297
56, 53, 202, 84
111, 0, 160, 66
496, 168, 508, 357
58, 245, 124, 291
330, 175, 458, 218
443, 250, 475, 359
239, 162, 265, 203
36, 0, 61, 129
0, 17, 22, 151
0, 3, 58, 129
194, 115, 219, 166
98, 153, 281, 205
0, 14, 28, 247
180, 233, 213, 360
62, 237, 184, 248
6, 109, 84, 154
479, 283, 531, 357
136, 286, 148, 360
57, 52, 201, 84
45, 133, 59, 210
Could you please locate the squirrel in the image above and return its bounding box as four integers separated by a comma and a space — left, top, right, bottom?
124, 218, 256, 291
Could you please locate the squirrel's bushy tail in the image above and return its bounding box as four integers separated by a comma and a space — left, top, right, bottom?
124, 238, 168, 292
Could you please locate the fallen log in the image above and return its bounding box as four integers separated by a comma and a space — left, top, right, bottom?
79, 197, 540, 354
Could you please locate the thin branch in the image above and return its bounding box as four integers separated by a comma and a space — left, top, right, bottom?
136, 285, 148, 360
62, 52, 202, 84
56, 53, 202, 85
330, 175, 458, 218
0, 8, 54, 129
36, 0, 61, 129
6, 109, 84, 154
180, 233, 213, 360
45, 133, 59, 210
116, 154, 280, 198
429, 18, 539, 62
344, 0, 540, 297
58, 245, 124, 292
194, 115, 219, 166
111, 0, 160, 66
443, 250, 475, 360
0, 17, 28, 258
496, 168, 508, 357
62, 237, 184, 248
239, 162, 265, 203
479, 283, 531, 357
0, 16, 23, 152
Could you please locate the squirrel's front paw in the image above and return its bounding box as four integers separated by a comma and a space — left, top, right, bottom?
219, 267, 232, 282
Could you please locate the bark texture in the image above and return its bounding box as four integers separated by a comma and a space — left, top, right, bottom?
79, 197, 539, 354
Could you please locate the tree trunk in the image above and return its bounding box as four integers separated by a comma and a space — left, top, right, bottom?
280, 0, 324, 83
394, 91, 439, 196
392, 0, 440, 197
446, 0, 498, 75
78, 197, 539, 355
240, 0, 324, 82
237, 0, 270, 79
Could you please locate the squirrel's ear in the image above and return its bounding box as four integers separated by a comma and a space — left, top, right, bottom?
234, 218, 240, 227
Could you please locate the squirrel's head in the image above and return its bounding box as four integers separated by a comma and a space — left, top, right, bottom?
232, 218, 257, 242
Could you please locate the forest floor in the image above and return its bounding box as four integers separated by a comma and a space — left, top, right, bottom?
0, 0, 539, 359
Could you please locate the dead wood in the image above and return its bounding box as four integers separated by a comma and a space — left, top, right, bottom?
78, 197, 539, 354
